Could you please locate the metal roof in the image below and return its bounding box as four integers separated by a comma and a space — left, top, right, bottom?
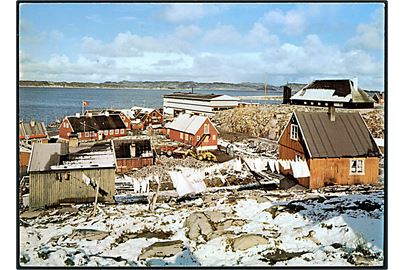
163, 92, 239, 101
166, 113, 218, 135
294, 111, 381, 158
291, 79, 374, 104
28, 142, 116, 172
19, 121, 48, 138
28, 143, 63, 172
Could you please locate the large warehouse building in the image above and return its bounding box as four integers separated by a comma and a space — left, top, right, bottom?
163, 92, 240, 116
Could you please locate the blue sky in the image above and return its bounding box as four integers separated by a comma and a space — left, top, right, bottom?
19, 3, 385, 90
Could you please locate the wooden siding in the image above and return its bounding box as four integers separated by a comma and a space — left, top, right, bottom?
116, 157, 154, 173
278, 119, 307, 160
29, 168, 115, 209
19, 151, 31, 177
307, 157, 379, 189
168, 118, 218, 148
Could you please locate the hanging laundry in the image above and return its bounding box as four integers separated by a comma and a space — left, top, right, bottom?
234, 158, 242, 172
275, 160, 280, 173
133, 179, 141, 193
291, 160, 310, 178
154, 175, 160, 184
268, 159, 275, 173
82, 173, 91, 186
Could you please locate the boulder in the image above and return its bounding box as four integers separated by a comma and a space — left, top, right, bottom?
231, 234, 268, 251
185, 213, 213, 241
138, 240, 183, 260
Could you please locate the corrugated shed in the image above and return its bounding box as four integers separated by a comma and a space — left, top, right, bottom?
295, 111, 380, 158
67, 114, 126, 132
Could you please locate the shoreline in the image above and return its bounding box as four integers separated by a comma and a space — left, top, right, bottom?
18, 85, 269, 92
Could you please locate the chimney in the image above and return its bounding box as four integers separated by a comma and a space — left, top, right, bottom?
88, 112, 93, 118
30, 120, 35, 127
283, 85, 292, 104
105, 111, 109, 117
75, 113, 80, 118
328, 106, 336, 122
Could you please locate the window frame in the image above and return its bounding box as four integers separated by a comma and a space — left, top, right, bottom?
349, 159, 365, 175
290, 124, 299, 140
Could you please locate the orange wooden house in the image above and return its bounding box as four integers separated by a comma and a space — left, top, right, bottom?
278, 108, 381, 189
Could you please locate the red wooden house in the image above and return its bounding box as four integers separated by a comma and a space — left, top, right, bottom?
19, 120, 48, 143
278, 108, 381, 189
85, 109, 132, 131
165, 113, 218, 150
131, 106, 164, 130
59, 114, 127, 142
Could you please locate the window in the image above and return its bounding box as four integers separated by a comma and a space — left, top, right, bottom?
197, 135, 201, 142
318, 102, 321, 106
104, 130, 108, 135
290, 124, 299, 140
110, 130, 114, 135
120, 129, 125, 134
304, 101, 307, 105
325, 102, 329, 106
115, 129, 119, 134
90, 131, 94, 137
310, 102, 314, 105
213, 134, 216, 141
350, 159, 365, 175
85, 132, 89, 137
204, 124, 209, 134
185, 134, 189, 140
180, 132, 183, 139
78, 133, 81, 138
334, 102, 343, 107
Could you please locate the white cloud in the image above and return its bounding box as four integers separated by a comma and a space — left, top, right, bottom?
263, 8, 306, 36
348, 11, 384, 50
49, 30, 64, 41
160, 4, 220, 23
174, 25, 202, 40
202, 24, 241, 45
243, 23, 279, 48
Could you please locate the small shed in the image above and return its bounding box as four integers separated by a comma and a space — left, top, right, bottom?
165, 113, 219, 150
113, 139, 154, 173
27, 142, 116, 209
278, 108, 381, 189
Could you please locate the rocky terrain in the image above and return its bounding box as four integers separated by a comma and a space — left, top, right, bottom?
19, 185, 384, 267
213, 104, 384, 140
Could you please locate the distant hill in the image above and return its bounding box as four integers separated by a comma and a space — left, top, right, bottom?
19, 80, 268, 91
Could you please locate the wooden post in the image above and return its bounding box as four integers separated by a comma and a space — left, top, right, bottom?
149, 176, 160, 212
91, 180, 100, 217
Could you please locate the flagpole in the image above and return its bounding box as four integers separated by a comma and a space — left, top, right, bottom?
82, 100, 84, 115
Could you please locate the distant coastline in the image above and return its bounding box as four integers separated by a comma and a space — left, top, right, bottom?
18, 80, 287, 92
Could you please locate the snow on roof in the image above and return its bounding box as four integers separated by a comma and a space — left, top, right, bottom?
211, 95, 240, 101
131, 106, 155, 114
374, 138, 384, 147
29, 142, 116, 172
166, 114, 208, 135
291, 89, 352, 102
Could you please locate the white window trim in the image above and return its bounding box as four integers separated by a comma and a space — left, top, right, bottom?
290, 124, 299, 140
180, 132, 183, 139
104, 130, 108, 135
185, 134, 189, 140
213, 134, 216, 141
120, 129, 125, 134
78, 133, 81, 138
115, 129, 119, 134
85, 132, 89, 137
110, 130, 114, 135
349, 159, 365, 175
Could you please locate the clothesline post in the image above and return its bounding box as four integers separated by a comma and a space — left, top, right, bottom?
149, 175, 160, 212
91, 180, 100, 217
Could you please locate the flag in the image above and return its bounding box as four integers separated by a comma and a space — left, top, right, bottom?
82, 100, 90, 106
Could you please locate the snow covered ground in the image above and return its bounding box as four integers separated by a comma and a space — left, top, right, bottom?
19, 185, 384, 267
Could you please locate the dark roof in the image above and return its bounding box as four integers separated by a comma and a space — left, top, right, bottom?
113, 139, 151, 158
67, 114, 126, 133
294, 111, 380, 158
19, 121, 48, 138
303, 80, 352, 97
163, 92, 223, 101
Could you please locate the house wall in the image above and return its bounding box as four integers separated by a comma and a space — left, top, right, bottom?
167, 118, 218, 150
119, 113, 132, 130
278, 120, 308, 160
29, 168, 115, 209
59, 118, 126, 141
307, 157, 379, 189
19, 151, 31, 177
116, 157, 154, 173
279, 118, 379, 189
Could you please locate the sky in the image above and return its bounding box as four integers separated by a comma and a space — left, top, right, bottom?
19, 2, 385, 90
